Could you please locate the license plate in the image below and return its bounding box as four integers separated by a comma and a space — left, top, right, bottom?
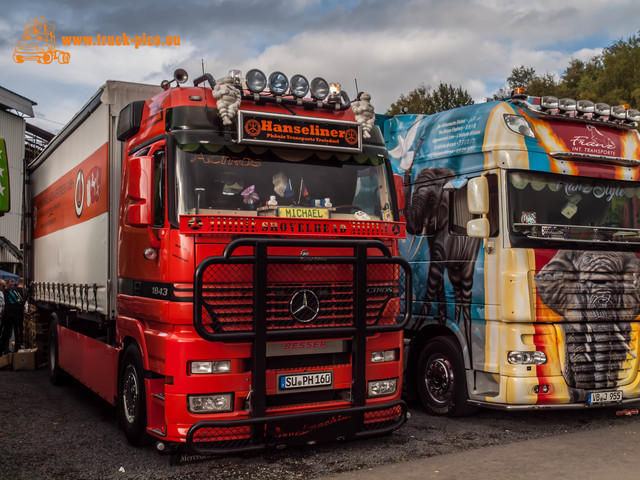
588, 390, 623, 405
278, 371, 333, 391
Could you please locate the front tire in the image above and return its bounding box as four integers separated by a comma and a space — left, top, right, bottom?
118, 344, 149, 446
416, 336, 477, 417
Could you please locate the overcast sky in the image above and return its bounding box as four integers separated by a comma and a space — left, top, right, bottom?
2, 0, 639, 133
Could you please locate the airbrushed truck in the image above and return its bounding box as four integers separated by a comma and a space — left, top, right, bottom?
25, 68, 411, 459
378, 90, 640, 415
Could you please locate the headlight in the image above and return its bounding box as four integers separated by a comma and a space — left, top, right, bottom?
594, 103, 611, 116
246, 69, 267, 93
190, 361, 231, 374
508, 351, 547, 365
268, 71, 289, 95
188, 394, 233, 413
367, 378, 398, 398
558, 98, 577, 112
371, 350, 397, 363
290, 74, 309, 98
310, 77, 330, 100
503, 114, 535, 138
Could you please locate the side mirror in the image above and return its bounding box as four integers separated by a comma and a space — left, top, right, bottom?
393, 173, 405, 212
467, 217, 489, 238
468, 176, 488, 214
126, 155, 154, 227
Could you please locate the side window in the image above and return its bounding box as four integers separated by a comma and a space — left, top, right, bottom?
153, 149, 165, 227
450, 185, 473, 235
487, 174, 499, 237
450, 173, 499, 237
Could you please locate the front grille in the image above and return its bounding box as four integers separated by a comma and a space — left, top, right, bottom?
559, 322, 638, 389
197, 262, 405, 336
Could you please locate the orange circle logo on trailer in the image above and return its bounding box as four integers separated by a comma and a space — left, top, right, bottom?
345, 129, 358, 146
74, 169, 85, 217
245, 119, 262, 137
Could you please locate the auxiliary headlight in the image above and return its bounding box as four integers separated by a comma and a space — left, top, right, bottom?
310, 77, 330, 100
627, 109, 640, 122
594, 102, 611, 116
367, 378, 398, 398
268, 71, 289, 95
246, 69, 267, 93
611, 105, 628, 120
290, 74, 310, 98
558, 98, 577, 112
576, 100, 595, 114
503, 114, 535, 138
508, 351, 547, 365
188, 393, 233, 413
190, 360, 231, 374
540, 96, 559, 110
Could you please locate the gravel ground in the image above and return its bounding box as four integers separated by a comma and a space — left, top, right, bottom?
2, 367, 640, 480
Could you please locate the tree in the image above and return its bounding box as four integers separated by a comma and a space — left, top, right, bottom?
386, 82, 474, 115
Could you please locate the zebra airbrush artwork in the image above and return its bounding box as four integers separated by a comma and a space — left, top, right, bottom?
378, 91, 640, 415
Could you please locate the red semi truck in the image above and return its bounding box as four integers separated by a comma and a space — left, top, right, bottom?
25, 69, 411, 459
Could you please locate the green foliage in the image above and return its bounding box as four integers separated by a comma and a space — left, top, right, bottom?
494, 34, 640, 107
386, 82, 474, 115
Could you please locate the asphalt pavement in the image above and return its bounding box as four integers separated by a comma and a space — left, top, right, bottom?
315, 422, 640, 480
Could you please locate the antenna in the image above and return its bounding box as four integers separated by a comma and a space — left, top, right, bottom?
354, 78, 360, 98
201, 59, 208, 107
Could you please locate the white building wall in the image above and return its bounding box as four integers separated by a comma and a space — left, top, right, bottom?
0, 110, 25, 267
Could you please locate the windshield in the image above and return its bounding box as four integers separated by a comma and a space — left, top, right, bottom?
175, 144, 394, 221
508, 171, 640, 243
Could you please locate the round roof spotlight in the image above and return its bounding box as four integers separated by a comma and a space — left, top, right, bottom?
290, 74, 310, 98
246, 69, 267, 93
627, 109, 640, 123
611, 105, 628, 120
174, 68, 188, 85
576, 100, 595, 114
594, 103, 611, 117
268, 71, 289, 96
558, 98, 577, 112
310, 77, 330, 100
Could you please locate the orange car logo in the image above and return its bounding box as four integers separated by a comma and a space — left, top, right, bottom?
13, 17, 70, 64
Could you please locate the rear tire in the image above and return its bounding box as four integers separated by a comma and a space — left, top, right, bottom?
416, 336, 477, 417
48, 314, 69, 385
118, 343, 150, 446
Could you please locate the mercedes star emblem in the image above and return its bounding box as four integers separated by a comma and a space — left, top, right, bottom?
289, 289, 320, 323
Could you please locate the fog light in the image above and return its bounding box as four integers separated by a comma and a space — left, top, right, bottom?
627, 109, 640, 122
371, 350, 397, 363
367, 378, 398, 398
508, 351, 547, 365
290, 74, 309, 98
190, 360, 231, 374
577, 100, 595, 114
268, 71, 289, 96
188, 394, 233, 413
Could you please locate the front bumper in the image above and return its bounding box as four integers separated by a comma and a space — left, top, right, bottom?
186, 400, 406, 455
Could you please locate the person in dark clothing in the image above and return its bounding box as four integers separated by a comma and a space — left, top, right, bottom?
0, 278, 24, 354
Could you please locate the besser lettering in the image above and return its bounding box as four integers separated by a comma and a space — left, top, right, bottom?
284, 341, 328, 350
